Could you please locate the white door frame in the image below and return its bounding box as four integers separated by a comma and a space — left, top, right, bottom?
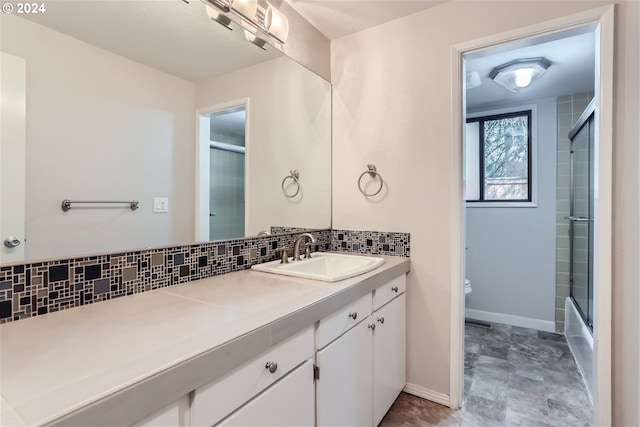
194, 98, 250, 242
449, 6, 614, 425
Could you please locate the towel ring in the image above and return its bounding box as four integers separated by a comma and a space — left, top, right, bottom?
282, 170, 301, 198
358, 164, 384, 196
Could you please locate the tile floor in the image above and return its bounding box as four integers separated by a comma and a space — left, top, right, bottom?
380, 322, 593, 427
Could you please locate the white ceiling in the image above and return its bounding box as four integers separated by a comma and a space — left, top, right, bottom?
285, 0, 445, 40
465, 30, 596, 111
19, 0, 281, 82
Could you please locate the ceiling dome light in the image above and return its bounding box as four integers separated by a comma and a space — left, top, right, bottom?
514, 68, 534, 88
490, 58, 551, 93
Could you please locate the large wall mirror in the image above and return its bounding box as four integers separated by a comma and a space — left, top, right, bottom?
0, 0, 331, 264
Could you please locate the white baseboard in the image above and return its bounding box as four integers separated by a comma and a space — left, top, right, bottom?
465, 308, 556, 333
403, 383, 451, 407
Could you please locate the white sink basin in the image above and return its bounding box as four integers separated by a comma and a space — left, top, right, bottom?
251, 252, 385, 282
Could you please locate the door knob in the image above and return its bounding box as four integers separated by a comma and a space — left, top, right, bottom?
4, 236, 21, 248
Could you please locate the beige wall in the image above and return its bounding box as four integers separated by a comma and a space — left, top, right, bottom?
196, 56, 332, 235
331, 0, 639, 422
1, 14, 196, 261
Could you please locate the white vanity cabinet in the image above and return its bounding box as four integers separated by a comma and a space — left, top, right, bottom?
191, 326, 314, 427
372, 293, 406, 425
218, 360, 315, 426
316, 274, 406, 427
316, 317, 373, 426
130, 396, 190, 427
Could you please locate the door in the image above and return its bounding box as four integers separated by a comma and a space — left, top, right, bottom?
568, 109, 594, 328
316, 319, 372, 427
0, 52, 26, 263
208, 106, 246, 241
372, 294, 406, 426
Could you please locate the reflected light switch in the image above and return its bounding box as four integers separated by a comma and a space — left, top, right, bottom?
153, 198, 169, 213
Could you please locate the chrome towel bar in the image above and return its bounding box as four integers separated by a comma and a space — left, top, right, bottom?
564, 215, 591, 222
61, 199, 139, 212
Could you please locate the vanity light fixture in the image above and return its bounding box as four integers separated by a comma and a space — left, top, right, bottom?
264, 1, 289, 43
489, 57, 551, 93
201, 0, 289, 46
205, 4, 233, 30
230, 0, 258, 21
244, 29, 267, 50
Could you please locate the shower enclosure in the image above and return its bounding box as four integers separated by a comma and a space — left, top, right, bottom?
566, 99, 595, 330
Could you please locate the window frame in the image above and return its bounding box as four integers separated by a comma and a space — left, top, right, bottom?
465, 105, 538, 208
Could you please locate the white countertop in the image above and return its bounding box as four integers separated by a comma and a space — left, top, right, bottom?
0, 254, 410, 427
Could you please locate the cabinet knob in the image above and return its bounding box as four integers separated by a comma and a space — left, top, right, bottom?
348, 312, 357, 320
368, 323, 376, 331
265, 361, 278, 373
377, 316, 385, 324
391, 286, 399, 293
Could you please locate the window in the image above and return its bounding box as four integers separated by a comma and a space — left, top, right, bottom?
465, 110, 532, 202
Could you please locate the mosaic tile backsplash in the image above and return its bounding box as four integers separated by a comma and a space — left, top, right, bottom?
0, 228, 408, 324
331, 229, 410, 257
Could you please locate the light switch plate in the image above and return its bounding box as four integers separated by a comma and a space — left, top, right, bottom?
153, 198, 169, 213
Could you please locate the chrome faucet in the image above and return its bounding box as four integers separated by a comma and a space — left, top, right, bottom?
293, 233, 316, 261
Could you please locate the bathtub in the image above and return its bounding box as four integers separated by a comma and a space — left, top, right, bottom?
565, 297, 595, 403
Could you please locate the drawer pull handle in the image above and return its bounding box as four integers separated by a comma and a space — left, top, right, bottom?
377, 316, 385, 324
368, 323, 376, 331
348, 312, 358, 320
391, 286, 399, 293
265, 361, 278, 374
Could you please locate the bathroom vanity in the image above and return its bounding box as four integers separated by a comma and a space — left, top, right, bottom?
0, 254, 409, 426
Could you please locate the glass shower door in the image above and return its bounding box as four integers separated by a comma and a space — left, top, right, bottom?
568, 113, 594, 329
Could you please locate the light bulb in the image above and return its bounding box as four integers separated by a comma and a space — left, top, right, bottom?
264, 2, 289, 42
514, 68, 534, 88
230, 0, 257, 20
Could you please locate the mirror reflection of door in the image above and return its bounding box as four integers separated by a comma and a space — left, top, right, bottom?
208, 107, 246, 241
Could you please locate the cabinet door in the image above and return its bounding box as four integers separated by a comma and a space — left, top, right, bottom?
372, 294, 406, 426
316, 317, 372, 427
218, 360, 314, 427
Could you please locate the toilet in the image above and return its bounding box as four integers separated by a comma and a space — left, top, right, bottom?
464, 279, 472, 295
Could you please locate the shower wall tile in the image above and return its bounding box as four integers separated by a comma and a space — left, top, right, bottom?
0, 228, 409, 325
555, 91, 593, 332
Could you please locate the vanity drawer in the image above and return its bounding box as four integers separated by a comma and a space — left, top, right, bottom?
373, 274, 406, 311
191, 326, 314, 427
316, 293, 371, 350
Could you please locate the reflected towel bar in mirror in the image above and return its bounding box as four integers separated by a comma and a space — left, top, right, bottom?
282, 170, 301, 198
61, 200, 139, 212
